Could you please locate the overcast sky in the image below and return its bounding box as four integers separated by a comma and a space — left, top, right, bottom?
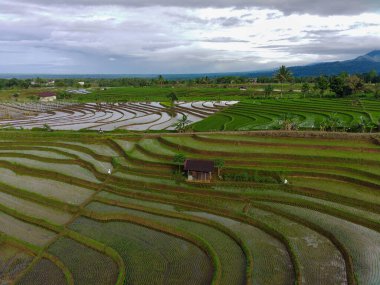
1, 0, 380, 74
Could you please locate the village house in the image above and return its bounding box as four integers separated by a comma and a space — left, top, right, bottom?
38, 92, 57, 102
184, 159, 214, 183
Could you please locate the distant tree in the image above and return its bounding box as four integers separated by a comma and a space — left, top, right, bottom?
158, 75, 165, 87
375, 84, 380, 99
173, 153, 186, 172
301, 82, 310, 98
329, 76, 347, 97
214, 158, 225, 177
264, 84, 274, 97
329, 74, 364, 97
173, 115, 192, 133
315, 76, 329, 97
346, 75, 364, 94
167, 92, 178, 107
369, 69, 378, 83
275, 65, 293, 97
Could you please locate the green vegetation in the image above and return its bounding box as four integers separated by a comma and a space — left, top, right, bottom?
0, 130, 379, 284
192, 98, 380, 132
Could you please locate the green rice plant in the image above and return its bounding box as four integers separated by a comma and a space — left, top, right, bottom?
48, 238, 119, 285
259, 202, 380, 285
83, 202, 246, 285
246, 206, 348, 285
69, 216, 214, 285
17, 258, 67, 285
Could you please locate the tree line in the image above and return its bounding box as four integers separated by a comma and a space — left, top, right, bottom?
0, 68, 379, 94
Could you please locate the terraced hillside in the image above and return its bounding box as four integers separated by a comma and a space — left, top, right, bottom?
0, 101, 236, 131
192, 99, 380, 131
0, 131, 380, 285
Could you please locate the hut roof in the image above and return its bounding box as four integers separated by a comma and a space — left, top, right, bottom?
184, 159, 214, 172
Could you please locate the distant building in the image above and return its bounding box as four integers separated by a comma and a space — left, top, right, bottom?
184, 159, 214, 183
239, 86, 248, 91
78, 82, 85, 86
38, 92, 57, 102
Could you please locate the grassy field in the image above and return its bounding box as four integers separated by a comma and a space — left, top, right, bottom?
0, 130, 379, 284
0, 85, 293, 102
192, 98, 380, 131
1, 84, 374, 103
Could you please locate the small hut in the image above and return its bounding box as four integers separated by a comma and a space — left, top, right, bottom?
38, 92, 56, 102
184, 159, 214, 183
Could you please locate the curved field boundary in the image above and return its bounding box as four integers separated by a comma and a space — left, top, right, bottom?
81, 211, 222, 285
0, 182, 79, 214
0, 160, 101, 190
0, 233, 74, 285
0, 141, 112, 163
92, 197, 254, 284
0, 204, 126, 285
0, 101, 233, 131
98, 187, 299, 284
249, 195, 380, 235
250, 201, 356, 285
192, 134, 380, 153
131, 138, 380, 186
157, 136, 380, 167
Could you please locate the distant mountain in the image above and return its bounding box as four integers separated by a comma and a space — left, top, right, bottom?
244, 50, 380, 78
1, 51, 379, 80
286, 50, 380, 77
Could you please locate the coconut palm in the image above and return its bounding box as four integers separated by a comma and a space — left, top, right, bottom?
173, 114, 192, 133
275, 65, 293, 97
214, 158, 225, 177
158, 75, 165, 87
173, 153, 186, 172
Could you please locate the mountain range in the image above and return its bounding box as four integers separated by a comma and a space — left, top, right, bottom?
226, 50, 380, 78
283, 50, 380, 77
1, 51, 379, 79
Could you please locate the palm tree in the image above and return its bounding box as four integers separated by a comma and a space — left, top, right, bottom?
158, 75, 164, 88
173, 115, 192, 133
301, 83, 310, 98
173, 153, 186, 172
214, 158, 225, 177
275, 65, 293, 97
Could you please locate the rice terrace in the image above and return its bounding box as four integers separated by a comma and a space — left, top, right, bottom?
2, 0, 380, 284
1, 100, 380, 284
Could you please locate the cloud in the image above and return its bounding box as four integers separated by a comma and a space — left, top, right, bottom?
200, 37, 249, 43
0, 1, 380, 74
6, 0, 380, 15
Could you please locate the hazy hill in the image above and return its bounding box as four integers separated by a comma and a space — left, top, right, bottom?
1, 51, 379, 80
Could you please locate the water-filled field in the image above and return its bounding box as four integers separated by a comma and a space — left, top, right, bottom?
0, 101, 237, 131
0, 131, 380, 284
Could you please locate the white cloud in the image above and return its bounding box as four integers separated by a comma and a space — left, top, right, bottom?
0, 2, 379, 74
